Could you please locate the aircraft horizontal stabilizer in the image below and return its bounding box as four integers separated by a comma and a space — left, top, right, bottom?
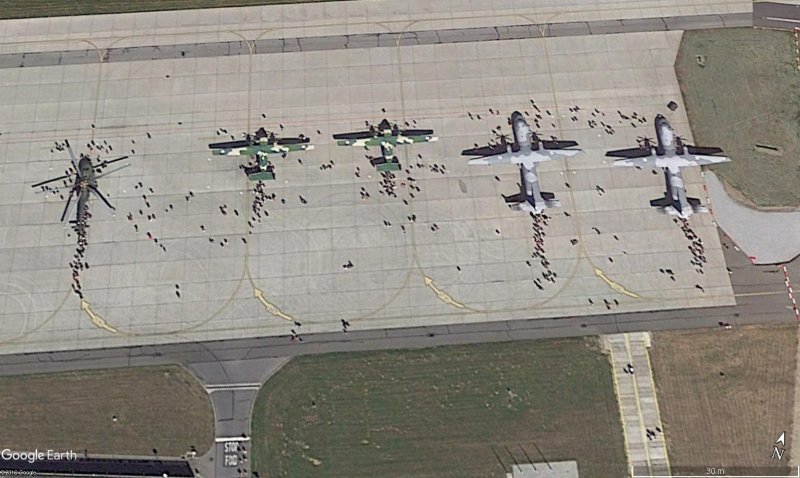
649, 196, 673, 208
502, 192, 524, 204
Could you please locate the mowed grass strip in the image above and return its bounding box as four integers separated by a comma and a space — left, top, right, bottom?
0, 365, 214, 457
252, 338, 626, 478
675, 28, 800, 208
650, 324, 796, 473
0, 0, 341, 19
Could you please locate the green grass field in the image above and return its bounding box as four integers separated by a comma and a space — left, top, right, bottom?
675, 28, 800, 208
252, 338, 626, 478
0, 365, 214, 457
0, 0, 339, 19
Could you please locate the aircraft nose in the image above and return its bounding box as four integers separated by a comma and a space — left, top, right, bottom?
655, 114, 666, 120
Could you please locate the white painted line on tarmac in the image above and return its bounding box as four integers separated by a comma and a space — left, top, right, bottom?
206, 383, 262, 391
764, 16, 800, 24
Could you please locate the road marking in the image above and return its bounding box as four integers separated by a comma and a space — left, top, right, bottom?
253, 288, 294, 321
206, 383, 262, 391
594, 267, 640, 298
80, 300, 118, 334
764, 16, 800, 24
423, 276, 465, 308
734, 291, 789, 297
216, 437, 251, 443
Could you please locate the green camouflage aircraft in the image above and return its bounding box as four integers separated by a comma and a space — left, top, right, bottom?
333, 119, 437, 172
208, 127, 313, 181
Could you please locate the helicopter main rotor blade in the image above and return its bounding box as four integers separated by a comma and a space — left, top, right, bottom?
96, 155, 130, 169
59, 189, 76, 223
89, 185, 115, 211
64, 139, 80, 173
32, 173, 72, 189
94, 163, 130, 180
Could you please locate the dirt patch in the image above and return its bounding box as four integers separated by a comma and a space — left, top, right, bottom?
651, 324, 797, 475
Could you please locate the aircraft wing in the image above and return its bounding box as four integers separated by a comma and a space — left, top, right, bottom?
466, 153, 514, 166
461, 143, 507, 157
681, 154, 730, 166
332, 130, 374, 140
209, 139, 252, 150
398, 128, 434, 137
541, 140, 579, 150
605, 147, 652, 159
274, 136, 310, 145
686, 145, 723, 156
612, 156, 653, 167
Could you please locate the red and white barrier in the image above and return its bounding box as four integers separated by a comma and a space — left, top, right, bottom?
782, 265, 800, 320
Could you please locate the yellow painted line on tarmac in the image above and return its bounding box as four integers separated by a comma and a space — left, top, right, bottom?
624, 333, 653, 476
79, 300, 118, 334
595, 267, 641, 298
423, 276, 465, 308
253, 288, 294, 322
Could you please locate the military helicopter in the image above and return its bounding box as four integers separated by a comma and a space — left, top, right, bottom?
32, 139, 130, 229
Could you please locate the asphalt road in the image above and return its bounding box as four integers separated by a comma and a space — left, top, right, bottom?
754, 2, 800, 30
0, 12, 753, 70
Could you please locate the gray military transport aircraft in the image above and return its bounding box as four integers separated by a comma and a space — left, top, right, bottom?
463, 111, 583, 214
606, 114, 730, 218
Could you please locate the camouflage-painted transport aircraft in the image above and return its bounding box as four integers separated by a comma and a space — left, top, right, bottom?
209, 127, 313, 181
333, 119, 438, 172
